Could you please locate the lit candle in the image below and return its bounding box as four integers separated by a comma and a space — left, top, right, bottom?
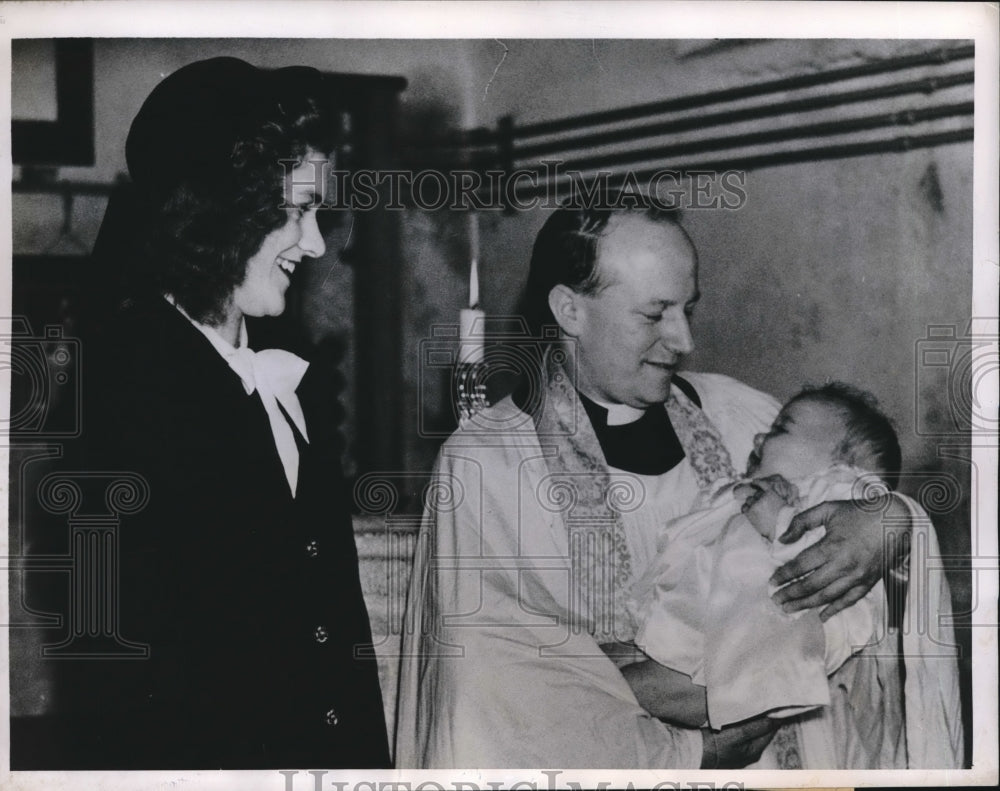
467, 211, 480, 308
468, 253, 480, 310
460, 211, 485, 364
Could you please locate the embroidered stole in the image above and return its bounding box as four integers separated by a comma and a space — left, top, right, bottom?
528, 351, 809, 767
530, 350, 807, 766
531, 350, 738, 643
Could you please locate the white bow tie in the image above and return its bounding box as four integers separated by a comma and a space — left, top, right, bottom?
224, 346, 310, 496
165, 296, 310, 496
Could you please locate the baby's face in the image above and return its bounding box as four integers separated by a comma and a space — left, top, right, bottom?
746, 397, 845, 480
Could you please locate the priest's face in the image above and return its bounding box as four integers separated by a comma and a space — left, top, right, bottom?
572, 213, 698, 409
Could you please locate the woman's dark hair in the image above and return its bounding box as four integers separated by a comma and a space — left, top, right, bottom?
123, 58, 338, 324
792, 382, 902, 490
519, 199, 691, 338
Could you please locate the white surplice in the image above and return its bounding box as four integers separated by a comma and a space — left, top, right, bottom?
394, 370, 963, 769
396, 372, 772, 767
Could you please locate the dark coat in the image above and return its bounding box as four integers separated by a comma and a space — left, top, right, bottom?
26, 295, 390, 769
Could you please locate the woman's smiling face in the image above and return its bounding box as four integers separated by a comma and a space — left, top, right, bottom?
230, 152, 327, 320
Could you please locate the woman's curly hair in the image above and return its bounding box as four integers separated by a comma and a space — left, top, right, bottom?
138, 68, 336, 324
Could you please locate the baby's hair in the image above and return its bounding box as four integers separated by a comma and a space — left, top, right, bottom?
791, 382, 902, 490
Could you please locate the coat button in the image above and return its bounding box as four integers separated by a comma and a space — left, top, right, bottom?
325, 708, 339, 726
306, 540, 318, 557
314, 626, 329, 643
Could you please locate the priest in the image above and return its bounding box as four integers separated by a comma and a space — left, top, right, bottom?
395, 202, 960, 769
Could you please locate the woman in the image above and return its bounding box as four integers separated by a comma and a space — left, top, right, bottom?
37, 57, 390, 769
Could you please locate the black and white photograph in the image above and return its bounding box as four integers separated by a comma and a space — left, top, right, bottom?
2, 2, 997, 789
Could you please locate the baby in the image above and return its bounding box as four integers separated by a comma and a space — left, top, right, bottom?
624, 382, 901, 767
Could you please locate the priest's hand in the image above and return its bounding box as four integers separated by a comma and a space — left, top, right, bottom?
700, 715, 778, 769
769, 495, 911, 621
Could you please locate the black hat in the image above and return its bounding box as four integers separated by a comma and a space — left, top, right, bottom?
93, 57, 326, 309
125, 57, 325, 199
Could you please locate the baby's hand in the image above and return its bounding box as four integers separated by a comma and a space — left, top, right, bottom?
756, 474, 800, 506
735, 475, 800, 539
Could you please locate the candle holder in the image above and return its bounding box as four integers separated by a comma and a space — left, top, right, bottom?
457, 305, 488, 420
455, 360, 489, 421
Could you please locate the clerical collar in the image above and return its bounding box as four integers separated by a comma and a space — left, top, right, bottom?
586, 395, 647, 426
577, 391, 686, 476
